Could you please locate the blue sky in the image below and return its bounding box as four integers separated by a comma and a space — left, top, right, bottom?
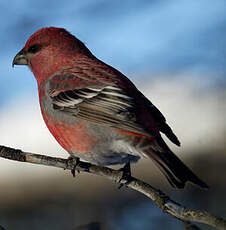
0, 0, 225, 105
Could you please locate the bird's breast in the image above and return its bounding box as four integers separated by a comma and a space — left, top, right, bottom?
40, 96, 99, 155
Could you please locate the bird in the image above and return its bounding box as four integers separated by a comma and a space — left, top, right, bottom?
12, 27, 208, 189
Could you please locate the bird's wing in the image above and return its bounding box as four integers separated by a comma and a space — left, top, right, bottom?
48, 62, 180, 146
134, 91, 181, 146
48, 72, 154, 137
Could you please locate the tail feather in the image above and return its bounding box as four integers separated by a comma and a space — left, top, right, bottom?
143, 136, 208, 189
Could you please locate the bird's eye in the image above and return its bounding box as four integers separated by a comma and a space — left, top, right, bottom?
27, 44, 42, 53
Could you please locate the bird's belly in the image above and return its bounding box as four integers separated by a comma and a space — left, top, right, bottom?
41, 105, 140, 165
42, 112, 98, 155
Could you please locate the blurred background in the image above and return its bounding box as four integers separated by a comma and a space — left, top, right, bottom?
0, 0, 225, 229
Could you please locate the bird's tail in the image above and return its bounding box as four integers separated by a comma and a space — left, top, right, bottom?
142, 136, 208, 189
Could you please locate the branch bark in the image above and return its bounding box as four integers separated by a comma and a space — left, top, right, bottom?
0, 145, 225, 230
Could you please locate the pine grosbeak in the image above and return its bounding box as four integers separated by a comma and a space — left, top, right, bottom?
13, 27, 208, 189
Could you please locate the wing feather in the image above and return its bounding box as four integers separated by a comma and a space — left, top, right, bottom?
51, 83, 151, 136
48, 69, 180, 145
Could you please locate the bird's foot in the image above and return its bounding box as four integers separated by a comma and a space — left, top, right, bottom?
66, 156, 80, 177
118, 162, 133, 189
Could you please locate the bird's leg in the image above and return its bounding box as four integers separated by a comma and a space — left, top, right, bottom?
66, 156, 80, 177
118, 162, 133, 189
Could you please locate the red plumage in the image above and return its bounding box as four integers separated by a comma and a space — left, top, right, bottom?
13, 27, 208, 189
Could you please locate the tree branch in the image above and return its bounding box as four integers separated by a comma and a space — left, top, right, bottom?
0, 145, 225, 230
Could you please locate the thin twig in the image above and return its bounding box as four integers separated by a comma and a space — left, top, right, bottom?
0, 145, 225, 230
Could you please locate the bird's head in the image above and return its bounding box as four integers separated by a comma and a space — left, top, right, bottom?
13, 27, 92, 83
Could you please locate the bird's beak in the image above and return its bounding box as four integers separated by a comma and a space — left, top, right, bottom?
12, 49, 28, 67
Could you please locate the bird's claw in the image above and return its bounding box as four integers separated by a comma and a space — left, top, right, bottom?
118, 162, 133, 189
66, 156, 80, 177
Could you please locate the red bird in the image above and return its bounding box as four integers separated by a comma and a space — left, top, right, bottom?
13, 27, 208, 189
